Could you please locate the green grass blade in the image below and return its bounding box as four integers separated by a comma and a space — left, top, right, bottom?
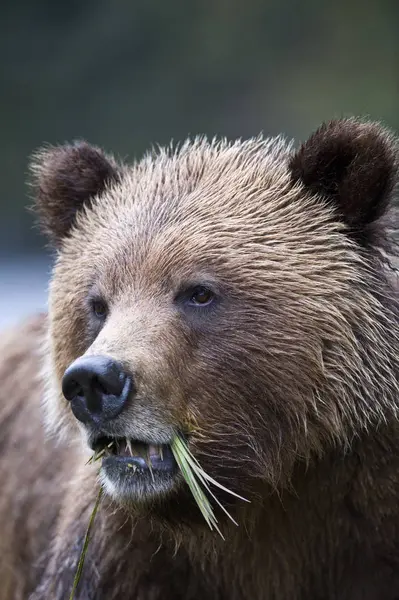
171, 435, 250, 537
174, 435, 250, 502
170, 437, 225, 536
171, 441, 216, 528
69, 487, 103, 600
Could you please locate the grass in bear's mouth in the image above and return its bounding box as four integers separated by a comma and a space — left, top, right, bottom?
70, 434, 249, 599
170, 434, 250, 538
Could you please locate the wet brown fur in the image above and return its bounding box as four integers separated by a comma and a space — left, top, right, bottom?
1, 118, 399, 599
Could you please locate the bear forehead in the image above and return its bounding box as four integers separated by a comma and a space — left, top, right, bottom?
55, 135, 354, 297
69, 136, 333, 259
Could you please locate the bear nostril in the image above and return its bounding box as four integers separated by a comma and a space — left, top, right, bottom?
62, 377, 83, 402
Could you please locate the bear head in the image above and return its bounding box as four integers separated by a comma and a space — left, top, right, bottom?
31, 119, 399, 528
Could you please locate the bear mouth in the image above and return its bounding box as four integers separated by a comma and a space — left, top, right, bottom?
90, 435, 179, 500
91, 435, 177, 472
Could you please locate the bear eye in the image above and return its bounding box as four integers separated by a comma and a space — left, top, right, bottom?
91, 298, 108, 319
188, 286, 215, 307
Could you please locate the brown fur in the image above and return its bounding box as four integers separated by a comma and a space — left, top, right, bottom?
1, 118, 399, 599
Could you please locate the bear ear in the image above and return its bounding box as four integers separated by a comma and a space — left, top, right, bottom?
30, 141, 121, 247
289, 119, 398, 245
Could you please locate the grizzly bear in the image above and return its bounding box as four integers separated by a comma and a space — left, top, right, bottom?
0, 118, 399, 600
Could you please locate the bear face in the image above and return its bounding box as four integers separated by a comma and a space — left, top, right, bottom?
31, 120, 399, 522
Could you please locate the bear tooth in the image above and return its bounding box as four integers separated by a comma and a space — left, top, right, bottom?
126, 439, 133, 456
148, 444, 159, 458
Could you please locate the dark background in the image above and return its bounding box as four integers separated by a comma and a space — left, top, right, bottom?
1, 0, 398, 326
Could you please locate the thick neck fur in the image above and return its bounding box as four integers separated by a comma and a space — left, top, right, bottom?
31, 418, 399, 600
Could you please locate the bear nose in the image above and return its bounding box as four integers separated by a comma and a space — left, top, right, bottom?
62, 355, 132, 425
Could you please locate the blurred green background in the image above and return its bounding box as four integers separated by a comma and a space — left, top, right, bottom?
0, 0, 398, 326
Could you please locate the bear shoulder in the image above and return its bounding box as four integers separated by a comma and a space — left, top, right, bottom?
0, 315, 72, 600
